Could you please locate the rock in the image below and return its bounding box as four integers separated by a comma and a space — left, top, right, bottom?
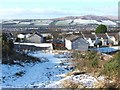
101, 54, 113, 60
59, 63, 64, 66
73, 72, 86, 76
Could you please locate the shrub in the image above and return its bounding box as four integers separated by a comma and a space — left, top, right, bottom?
72, 51, 100, 72
103, 52, 120, 77
86, 51, 98, 60
83, 51, 100, 69
2, 51, 41, 64
104, 60, 118, 76
90, 56, 99, 68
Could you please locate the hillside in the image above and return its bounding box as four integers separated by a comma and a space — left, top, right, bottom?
3, 15, 118, 26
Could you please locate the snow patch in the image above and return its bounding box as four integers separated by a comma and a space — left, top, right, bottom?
2, 51, 72, 88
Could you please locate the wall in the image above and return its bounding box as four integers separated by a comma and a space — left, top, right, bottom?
14, 43, 53, 51
65, 39, 72, 50
72, 38, 89, 51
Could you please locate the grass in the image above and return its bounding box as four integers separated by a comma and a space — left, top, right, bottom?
62, 80, 82, 88
70, 50, 120, 88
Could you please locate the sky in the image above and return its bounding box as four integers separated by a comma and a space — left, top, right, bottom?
0, 0, 119, 19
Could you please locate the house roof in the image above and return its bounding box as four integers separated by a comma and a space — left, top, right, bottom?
25, 32, 43, 38
65, 35, 79, 41
80, 32, 118, 40
102, 33, 119, 40
96, 34, 107, 39
83, 34, 95, 40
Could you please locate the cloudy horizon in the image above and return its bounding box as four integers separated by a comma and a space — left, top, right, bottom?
0, 0, 119, 19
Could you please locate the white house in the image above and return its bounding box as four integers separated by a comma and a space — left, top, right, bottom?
65, 35, 89, 51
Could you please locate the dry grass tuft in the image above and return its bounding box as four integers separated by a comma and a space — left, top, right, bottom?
62, 80, 85, 88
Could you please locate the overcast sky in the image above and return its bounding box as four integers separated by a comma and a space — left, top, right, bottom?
0, 0, 119, 19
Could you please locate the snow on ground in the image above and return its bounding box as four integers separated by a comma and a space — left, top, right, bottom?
2, 51, 72, 88
2, 50, 105, 88
101, 20, 116, 26
73, 19, 101, 25
94, 46, 120, 53
46, 74, 104, 88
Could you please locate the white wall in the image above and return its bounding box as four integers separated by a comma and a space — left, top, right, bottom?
65, 39, 72, 50
14, 42, 53, 50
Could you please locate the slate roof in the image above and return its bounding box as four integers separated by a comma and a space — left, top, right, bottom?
65, 35, 81, 41
81, 33, 118, 40
83, 34, 95, 40
65, 32, 119, 42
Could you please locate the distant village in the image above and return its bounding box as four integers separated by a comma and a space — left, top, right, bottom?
2, 28, 120, 54
1, 16, 120, 53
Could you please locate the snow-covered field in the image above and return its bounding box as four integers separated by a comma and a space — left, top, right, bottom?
2, 51, 72, 88
2, 51, 105, 88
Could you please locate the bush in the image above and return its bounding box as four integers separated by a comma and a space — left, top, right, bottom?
86, 51, 98, 60
72, 51, 100, 72
71, 51, 120, 88
103, 51, 120, 77
104, 60, 119, 76
72, 51, 87, 71
2, 51, 41, 64
84, 51, 100, 68
90, 56, 99, 68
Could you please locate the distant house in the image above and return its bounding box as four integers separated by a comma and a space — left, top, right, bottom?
65, 35, 89, 51
14, 32, 53, 51
85, 33, 118, 46
41, 33, 53, 43
24, 32, 43, 43
80, 32, 95, 47
104, 33, 119, 46
95, 33, 108, 46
